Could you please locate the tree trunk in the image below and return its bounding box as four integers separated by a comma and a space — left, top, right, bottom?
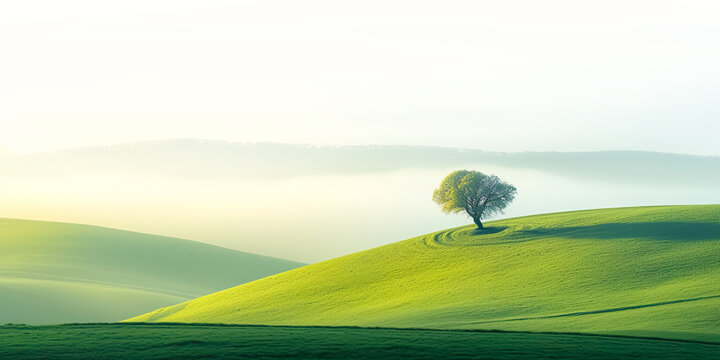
473, 217, 484, 229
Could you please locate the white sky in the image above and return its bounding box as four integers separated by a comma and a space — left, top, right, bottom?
1, 0, 719, 155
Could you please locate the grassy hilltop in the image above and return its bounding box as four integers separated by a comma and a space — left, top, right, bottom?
128, 205, 720, 342
0, 219, 303, 324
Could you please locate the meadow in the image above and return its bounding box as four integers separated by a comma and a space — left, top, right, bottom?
2, 205, 717, 359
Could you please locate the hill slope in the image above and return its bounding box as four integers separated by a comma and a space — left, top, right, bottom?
0, 219, 303, 324
128, 205, 720, 341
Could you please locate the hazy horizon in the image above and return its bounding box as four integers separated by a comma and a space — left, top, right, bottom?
2, 1, 720, 261
1, 141, 718, 262
4, 138, 720, 157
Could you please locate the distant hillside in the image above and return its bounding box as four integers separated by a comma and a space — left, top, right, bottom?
0, 219, 304, 324
1, 140, 718, 186
128, 205, 720, 342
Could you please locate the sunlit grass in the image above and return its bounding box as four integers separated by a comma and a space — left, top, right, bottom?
127, 205, 720, 342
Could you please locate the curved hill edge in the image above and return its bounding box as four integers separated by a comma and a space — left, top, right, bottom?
0, 217, 304, 264
125, 205, 720, 342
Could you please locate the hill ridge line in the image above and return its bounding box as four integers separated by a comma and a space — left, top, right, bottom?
0, 271, 197, 299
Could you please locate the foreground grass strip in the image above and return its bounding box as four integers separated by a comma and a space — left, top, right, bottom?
1, 324, 718, 360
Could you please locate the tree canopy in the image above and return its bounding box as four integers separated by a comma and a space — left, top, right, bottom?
433, 170, 517, 229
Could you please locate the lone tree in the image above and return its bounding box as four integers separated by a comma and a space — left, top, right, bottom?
433, 170, 517, 229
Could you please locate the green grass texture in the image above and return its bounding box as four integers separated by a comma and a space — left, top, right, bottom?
1, 323, 718, 360
128, 205, 720, 342
0, 219, 303, 324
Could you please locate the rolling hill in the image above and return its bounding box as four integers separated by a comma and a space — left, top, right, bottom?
0, 219, 303, 324
127, 205, 720, 342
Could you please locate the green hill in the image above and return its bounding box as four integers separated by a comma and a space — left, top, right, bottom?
0, 219, 303, 324
127, 205, 720, 342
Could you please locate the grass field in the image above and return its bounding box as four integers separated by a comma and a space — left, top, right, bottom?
1, 323, 718, 360
128, 205, 720, 342
0, 219, 303, 324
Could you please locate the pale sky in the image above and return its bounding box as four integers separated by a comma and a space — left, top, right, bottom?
1, 0, 719, 155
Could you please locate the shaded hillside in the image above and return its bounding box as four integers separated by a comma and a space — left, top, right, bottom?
0, 219, 303, 324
